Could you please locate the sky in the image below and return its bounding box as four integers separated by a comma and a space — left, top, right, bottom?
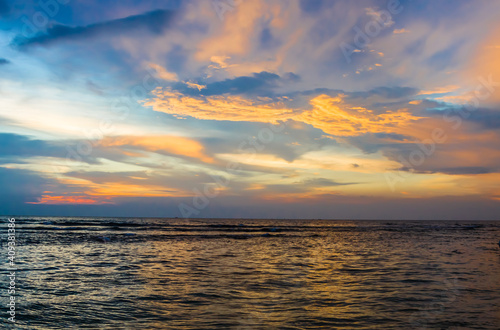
1, 0, 500, 219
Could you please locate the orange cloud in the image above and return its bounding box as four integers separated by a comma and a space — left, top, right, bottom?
31, 177, 191, 205
193, 0, 299, 77
406, 124, 500, 172
298, 94, 419, 136
417, 85, 459, 95
145, 89, 296, 123
464, 26, 500, 104
87, 182, 183, 197
195, 0, 276, 61
209, 55, 231, 69
393, 28, 410, 34
146, 90, 418, 137
147, 63, 178, 81
185, 81, 206, 90
28, 194, 112, 205
101, 135, 214, 163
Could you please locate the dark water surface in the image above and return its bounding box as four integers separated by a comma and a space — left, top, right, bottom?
1, 217, 499, 329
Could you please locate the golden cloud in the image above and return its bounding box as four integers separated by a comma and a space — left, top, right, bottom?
30, 176, 191, 205
299, 95, 418, 136
147, 63, 178, 81
144, 89, 296, 123
101, 135, 214, 163
145, 90, 419, 137
393, 28, 410, 34
28, 194, 111, 205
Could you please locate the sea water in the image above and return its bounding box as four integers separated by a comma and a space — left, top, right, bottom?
1, 217, 499, 329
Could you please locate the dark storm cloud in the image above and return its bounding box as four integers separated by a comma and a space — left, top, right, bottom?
12, 9, 174, 48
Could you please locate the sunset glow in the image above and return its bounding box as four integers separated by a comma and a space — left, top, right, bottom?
1, 0, 500, 219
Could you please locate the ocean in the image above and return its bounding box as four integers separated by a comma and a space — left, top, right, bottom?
1, 217, 499, 329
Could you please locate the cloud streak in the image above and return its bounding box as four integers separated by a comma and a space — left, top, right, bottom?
13, 9, 174, 48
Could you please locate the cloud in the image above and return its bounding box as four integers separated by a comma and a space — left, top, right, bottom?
464, 25, 500, 105
29, 165, 215, 205
349, 86, 419, 100
299, 0, 331, 14
0, 167, 52, 210
11, 193, 500, 220
393, 28, 409, 34
4, 0, 500, 219
146, 89, 419, 137
29, 194, 112, 205
175, 71, 283, 96
12, 9, 174, 48
365, 7, 394, 28
429, 166, 492, 175
62, 169, 223, 197
148, 62, 178, 81
466, 108, 500, 129
100, 135, 215, 164
0, 132, 220, 171
417, 85, 459, 96
185, 81, 206, 90
301, 177, 356, 187
26, 167, 196, 206
31, 180, 183, 204
0, 133, 98, 164
347, 113, 500, 176
195, 0, 269, 61
0, 58, 9, 65
209, 55, 231, 69
145, 88, 296, 123
298, 95, 419, 136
